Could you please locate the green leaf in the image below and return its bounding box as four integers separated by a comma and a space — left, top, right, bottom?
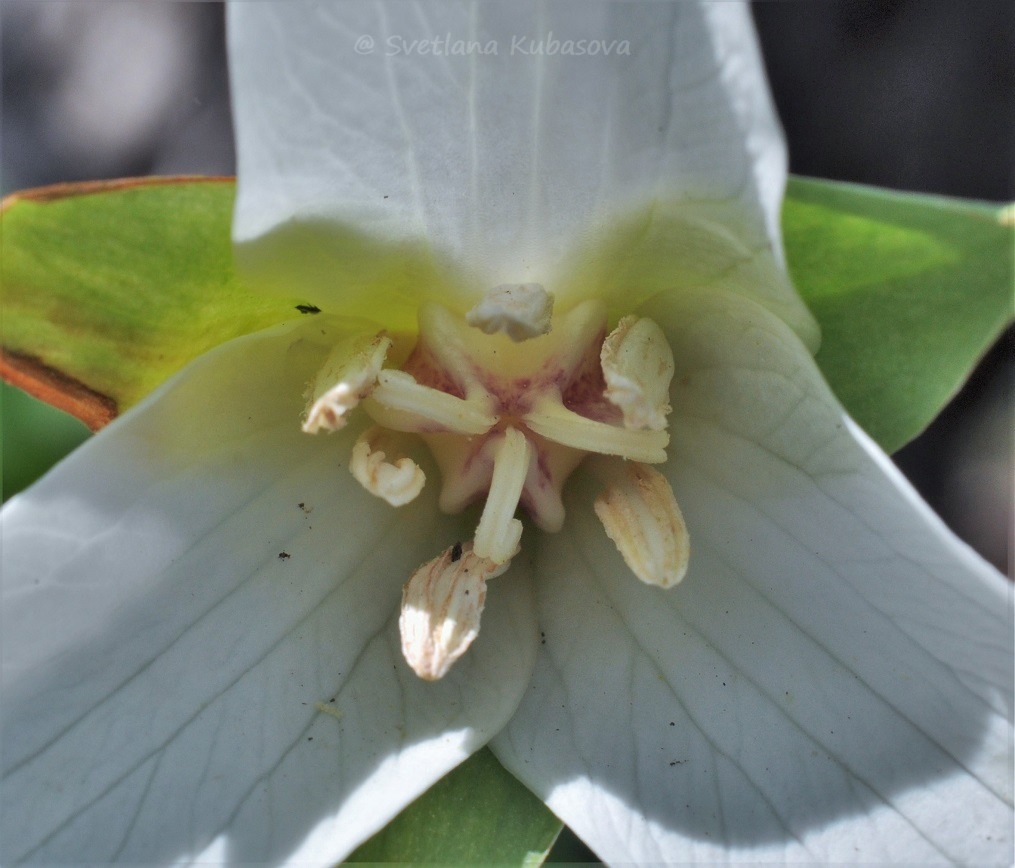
1, 178, 292, 426
1, 382, 89, 501
346, 748, 562, 866
783, 176, 1014, 453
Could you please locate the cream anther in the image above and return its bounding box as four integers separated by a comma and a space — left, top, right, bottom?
465, 283, 554, 341
399, 542, 510, 680
601, 316, 674, 431
350, 427, 425, 506
303, 332, 392, 433
592, 460, 689, 589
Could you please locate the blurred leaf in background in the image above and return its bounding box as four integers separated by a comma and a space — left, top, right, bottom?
1, 382, 89, 502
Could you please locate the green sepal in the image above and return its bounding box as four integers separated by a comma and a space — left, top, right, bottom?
1, 178, 292, 424
346, 748, 562, 866
1, 382, 90, 500
783, 176, 1013, 453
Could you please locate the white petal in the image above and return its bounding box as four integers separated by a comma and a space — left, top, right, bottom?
228, 1, 811, 342
492, 290, 1012, 864
1, 324, 537, 865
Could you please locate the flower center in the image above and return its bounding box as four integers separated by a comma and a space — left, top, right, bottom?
302, 284, 689, 679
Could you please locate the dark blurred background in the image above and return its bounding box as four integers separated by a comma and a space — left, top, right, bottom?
2, 0, 1012, 574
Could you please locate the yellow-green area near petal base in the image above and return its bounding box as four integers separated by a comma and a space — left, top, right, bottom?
3, 176, 1009, 454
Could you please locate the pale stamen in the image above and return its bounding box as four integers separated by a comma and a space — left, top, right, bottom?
591, 459, 689, 589
350, 427, 425, 506
303, 332, 392, 433
523, 396, 669, 463
363, 370, 496, 434
399, 542, 510, 681
473, 427, 531, 564
601, 316, 674, 431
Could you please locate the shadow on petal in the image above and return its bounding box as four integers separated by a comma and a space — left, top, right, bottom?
493, 291, 1012, 863
1, 325, 536, 865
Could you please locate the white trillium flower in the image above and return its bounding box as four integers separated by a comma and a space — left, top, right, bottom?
2, 2, 1011, 865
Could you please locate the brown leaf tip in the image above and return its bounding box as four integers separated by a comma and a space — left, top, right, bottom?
1, 349, 118, 431
1, 175, 234, 213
